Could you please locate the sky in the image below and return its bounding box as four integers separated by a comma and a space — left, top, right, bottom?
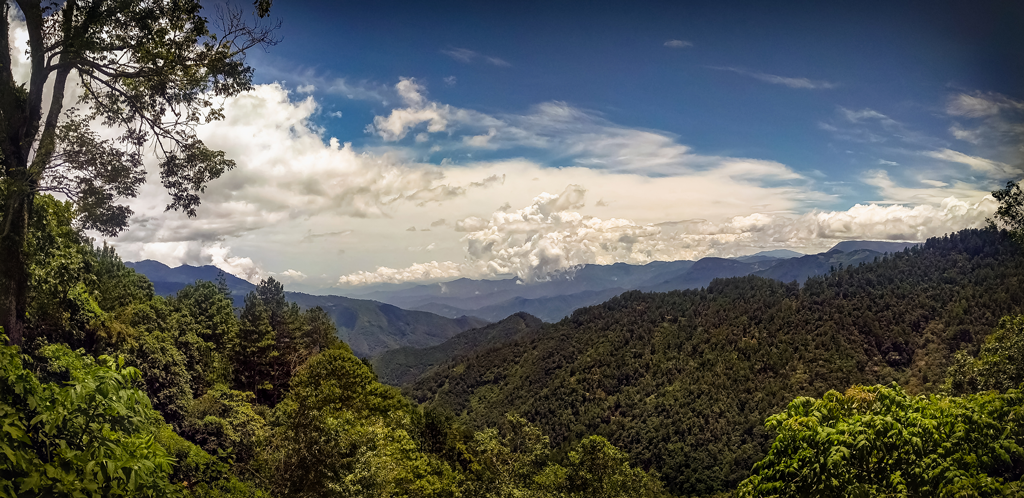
9, 0, 1024, 290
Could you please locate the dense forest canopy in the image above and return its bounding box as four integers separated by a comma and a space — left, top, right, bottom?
4, 193, 1024, 496
407, 228, 1024, 495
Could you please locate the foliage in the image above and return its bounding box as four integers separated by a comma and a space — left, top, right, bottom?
738, 384, 1024, 497
408, 229, 1024, 494
0, 339, 180, 497
991, 180, 1024, 243
946, 314, 1024, 396
181, 385, 269, 464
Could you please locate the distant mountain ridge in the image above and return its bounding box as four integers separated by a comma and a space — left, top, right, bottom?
393, 244, 907, 323
403, 229, 1023, 495
126, 260, 488, 358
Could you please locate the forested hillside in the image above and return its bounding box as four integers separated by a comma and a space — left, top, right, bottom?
407, 229, 1024, 495
129, 261, 489, 358
2, 195, 665, 497
372, 312, 544, 386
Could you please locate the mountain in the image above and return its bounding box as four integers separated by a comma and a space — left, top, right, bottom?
126, 260, 489, 358
735, 249, 805, 263
371, 312, 543, 386
830, 240, 919, 253
405, 229, 1024, 495
125, 260, 255, 301
413, 287, 626, 323
752, 248, 883, 284
641, 257, 779, 292
285, 292, 488, 358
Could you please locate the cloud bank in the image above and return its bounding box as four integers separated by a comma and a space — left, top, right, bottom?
337, 185, 997, 286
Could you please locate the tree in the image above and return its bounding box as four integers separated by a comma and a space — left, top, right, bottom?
0, 340, 181, 496
946, 314, 1024, 396
991, 181, 1024, 241
1, 0, 278, 345
737, 384, 1024, 497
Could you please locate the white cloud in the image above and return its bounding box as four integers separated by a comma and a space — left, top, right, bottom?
276, 269, 308, 281
444, 75, 457, 86
7, 10, 30, 85
950, 124, 981, 144
923, 148, 1017, 179
296, 83, 316, 94
947, 92, 1024, 118
118, 241, 266, 283
441, 47, 510, 66
338, 261, 463, 285
664, 40, 693, 48
710, 66, 836, 89
337, 184, 997, 286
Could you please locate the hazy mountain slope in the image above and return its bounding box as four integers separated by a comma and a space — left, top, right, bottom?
641, 257, 777, 292
126, 260, 255, 304
277, 293, 489, 358
414, 288, 627, 322
371, 312, 543, 386
752, 248, 883, 284
127, 261, 490, 357
406, 229, 1024, 495
362, 261, 696, 311
830, 240, 919, 253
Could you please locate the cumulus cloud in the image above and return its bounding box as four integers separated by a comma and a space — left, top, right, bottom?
337, 185, 997, 286
338, 261, 463, 286
276, 269, 308, 281
114, 83, 478, 246
664, 40, 693, 48
115, 241, 266, 283
710, 66, 836, 89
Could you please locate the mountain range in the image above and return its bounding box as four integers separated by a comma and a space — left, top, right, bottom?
401, 230, 1020, 495
127, 240, 919, 355
125, 260, 487, 357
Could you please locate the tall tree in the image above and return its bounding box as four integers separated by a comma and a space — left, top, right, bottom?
0, 0, 278, 345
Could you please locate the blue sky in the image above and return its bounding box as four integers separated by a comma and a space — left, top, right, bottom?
247, 0, 1021, 209
16, 0, 1016, 288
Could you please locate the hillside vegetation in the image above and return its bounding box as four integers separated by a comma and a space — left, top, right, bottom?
372, 312, 544, 386
407, 229, 1024, 495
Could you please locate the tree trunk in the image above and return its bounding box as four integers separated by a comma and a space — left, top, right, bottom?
0, 193, 30, 346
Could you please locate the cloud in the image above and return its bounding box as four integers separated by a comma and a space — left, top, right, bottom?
7, 10, 31, 84
664, 40, 693, 48
337, 185, 997, 286
950, 124, 981, 144
109, 83, 485, 258
296, 83, 316, 94
338, 260, 463, 286
470, 174, 505, 188
923, 149, 1017, 178
430, 218, 447, 227
710, 66, 836, 89
441, 47, 510, 66
947, 92, 1024, 118
369, 81, 817, 180
301, 230, 352, 243
406, 226, 417, 231
276, 269, 308, 281
840, 108, 898, 126
116, 242, 266, 283
444, 76, 457, 86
